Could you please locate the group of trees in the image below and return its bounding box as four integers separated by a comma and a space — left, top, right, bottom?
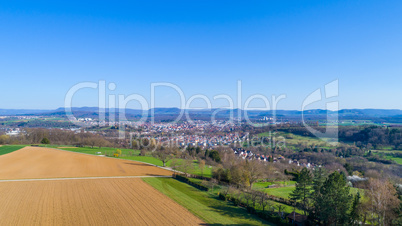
212, 152, 279, 188
290, 168, 401, 225
339, 126, 402, 150
209, 149, 401, 225
252, 124, 402, 150
364, 178, 401, 225
1, 118, 74, 128
215, 185, 293, 224
0, 128, 115, 148
136, 140, 224, 168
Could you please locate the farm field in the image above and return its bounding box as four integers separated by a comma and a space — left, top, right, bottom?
0, 147, 205, 225
372, 150, 402, 165
253, 180, 296, 189
373, 149, 399, 153
0, 147, 172, 179
390, 157, 402, 164
373, 147, 402, 165
258, 131, 330, 149
56, 146, 139, 156
263, 186, 296, 199
58, 146, 213, 177
0, 178, 203, 225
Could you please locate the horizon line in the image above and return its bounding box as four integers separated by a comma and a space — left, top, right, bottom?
1, 107, 402, 111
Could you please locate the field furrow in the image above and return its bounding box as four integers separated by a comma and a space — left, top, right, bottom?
0, 178, 204, 225
0, 147, 172, 179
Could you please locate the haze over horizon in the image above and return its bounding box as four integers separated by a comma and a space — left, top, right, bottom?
1, 1, 401, 110
1, 106, 402, 113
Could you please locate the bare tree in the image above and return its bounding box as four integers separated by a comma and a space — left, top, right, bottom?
222, 185, 234, 197
96, 137, 107, 149
365, 178, 400, 225
85, 137, 97, 148
169, 158, 180, 175
250, 190, 260, 208
259, 192, 269, 212
245, 160, 265, 189
140, 149, 147, 156
204, 178, 217, 193
227, 161, 247, 188
0, 135, 9, 144
152, 148, 174, 167
179, 159, 194, 176
199, 159, 206, 177
243, 192, 252, 206
276, 205, 285, 218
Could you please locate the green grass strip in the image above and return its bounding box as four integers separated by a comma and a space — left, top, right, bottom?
143, 177, 274, 225
0, 145, 27, 156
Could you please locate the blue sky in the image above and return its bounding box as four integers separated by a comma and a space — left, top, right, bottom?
0, 0, 401, 110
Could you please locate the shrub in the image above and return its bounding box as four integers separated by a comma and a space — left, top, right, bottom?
140, 149, 147, 156
41, 138, 50, 145
174, 175, 209, 191
232, 198, 239, 206
218, 193, 227, 201
212, 167, 230, 182
208, 150, 221, 163
114, 149, 122, 157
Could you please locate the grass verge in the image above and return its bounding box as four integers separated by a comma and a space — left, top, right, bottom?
143, 177, 274, 225
0, 145, 27, 156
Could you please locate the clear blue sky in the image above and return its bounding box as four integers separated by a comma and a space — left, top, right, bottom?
1, 0, 401, 110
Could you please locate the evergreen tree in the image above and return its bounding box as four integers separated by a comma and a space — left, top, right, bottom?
315, 171, 352, 225
309, 167, 327, 221
312, 167, 326, 191
349, 192, 361, 225
290, 167, 312, 215
344, 163, 353, 175
41, 137, 50, 145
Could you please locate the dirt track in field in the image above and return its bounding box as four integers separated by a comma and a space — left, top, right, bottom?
0, 178, 204, 225
0, 147, 172, 179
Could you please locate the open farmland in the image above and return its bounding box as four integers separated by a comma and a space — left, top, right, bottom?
0, 147, 204, 225
0, 147, 172, 179
57, 146, 214, 177
0, 178, 203, 225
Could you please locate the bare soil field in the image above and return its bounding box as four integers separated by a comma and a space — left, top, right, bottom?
0, 147, 172, 179
0, 178, 204, 225
0, 147, 204, 225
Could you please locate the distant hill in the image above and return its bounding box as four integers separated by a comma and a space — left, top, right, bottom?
338, 109, 402, 117
1, 107, 401, 123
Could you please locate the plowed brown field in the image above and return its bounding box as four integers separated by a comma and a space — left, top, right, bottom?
0, 178, 204, 225
0, 147, 204, 225
0, 147, 172, 179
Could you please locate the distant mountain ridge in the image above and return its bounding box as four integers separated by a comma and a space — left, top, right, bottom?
1, 107, 401, 119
